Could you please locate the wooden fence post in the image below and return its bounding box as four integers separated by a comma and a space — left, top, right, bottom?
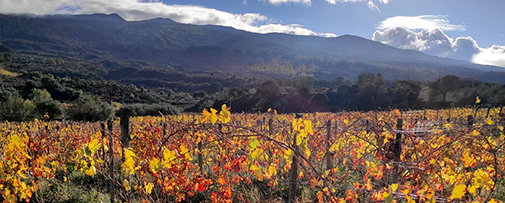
163, 122, 167, 136
448, 108, 451, 122
288, 128, 299, 203
393, 119, 403, 183
107, 120, 115, 203
467, 115, 474, 131
100, 123, 106, 168
120, 111, 130, 163
268, 118, 273, 135
326, 120, 333, 171
267, 118, 274, 158
263, 116, 266, 132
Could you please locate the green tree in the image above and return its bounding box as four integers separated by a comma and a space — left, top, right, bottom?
0, 95, 36, 121
30, 88, 65, 120
66, 94, 113, 121
295, 75, 314, 94
357, 73, 387, 96
429, 75, 462, 103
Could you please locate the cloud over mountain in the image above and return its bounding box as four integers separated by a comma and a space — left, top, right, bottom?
377, 15, 465, 31
373, 27, 505, 68
0, 0, 336, 37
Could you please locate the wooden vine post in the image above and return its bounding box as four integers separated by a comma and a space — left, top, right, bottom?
119, 110, 131, 202
326, 120, 333, 171
100, 123, 106, 168
288, 122, 299, 203
107, 120, 115, 203
120, 111, 131, 149
393, 118, 403, 183
267, 117, 274, 158
467, 115, 474, 131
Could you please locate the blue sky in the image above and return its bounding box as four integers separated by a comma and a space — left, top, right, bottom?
1, 0, 505, 67
173, 0, 504, 47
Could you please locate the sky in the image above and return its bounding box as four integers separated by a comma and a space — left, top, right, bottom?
1, 0, 505, 67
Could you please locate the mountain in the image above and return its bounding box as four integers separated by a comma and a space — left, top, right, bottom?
1, 13, 504, 85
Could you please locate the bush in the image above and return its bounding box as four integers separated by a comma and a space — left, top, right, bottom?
0, 96, 36, 121
66, 94, 114, 121
30, 89, 65, 120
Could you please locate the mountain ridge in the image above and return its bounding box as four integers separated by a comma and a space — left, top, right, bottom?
0, 13, 504, 84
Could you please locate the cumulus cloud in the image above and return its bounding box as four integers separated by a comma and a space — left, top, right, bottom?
377, 15, 465, 31
0, 0, 337, 37
373, 27, 505, 67
473, 45, 505, 67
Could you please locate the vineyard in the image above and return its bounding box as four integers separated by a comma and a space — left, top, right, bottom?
1, 105, 504, 202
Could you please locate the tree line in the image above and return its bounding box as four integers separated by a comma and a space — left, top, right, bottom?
1, 72, 504, 122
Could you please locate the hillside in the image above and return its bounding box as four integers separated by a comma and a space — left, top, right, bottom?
1, 13, 504, 86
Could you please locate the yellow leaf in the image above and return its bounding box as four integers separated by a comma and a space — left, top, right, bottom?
122, 158, 135, 175
303, 147, 311, 159
468, 185, 477, 195
149, 157, 161, 174
462, 150, 476, 168
450, 184, 466, 199
202, 109, 210, 122
304, 120, 313, 135
268, 165, 277, 176
364, 179, 372, 191
406, 196, 415, 203
145, 182, 154, 194
122, 148, 136, 175
180, 144, 193, 161
123, 179, 131, 191
284, 149, 293, 166
210, 108, 218, 124
250, 148, 263, 160
220, 104, 231, 123
471, 130, 480, 136
401, 188, 409, 195
382, 191, 389, 199
476, 96, 481, 104
489, 199, 500, 203
85, 165, 96, 176
249, 137, 259, 150
87, 138, 101, 155
250, 164, 263, 181
391, 183, 398, 192
162, 148, 176, 168
486, 118, 494, 125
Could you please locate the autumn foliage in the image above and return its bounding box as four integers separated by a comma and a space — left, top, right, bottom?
0, 105, 504, 202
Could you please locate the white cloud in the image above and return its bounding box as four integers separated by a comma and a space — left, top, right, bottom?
367, 1, 380, 11
327, 0, 389, 10
373, 27, 505, 68
0, 0, 337, 37
261, 0, 311, 5
377, 15, 466, 31
319, 33, 338, 38
473, 45, 505, 67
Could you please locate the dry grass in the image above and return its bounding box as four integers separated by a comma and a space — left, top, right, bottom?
0, 67, 18, 77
